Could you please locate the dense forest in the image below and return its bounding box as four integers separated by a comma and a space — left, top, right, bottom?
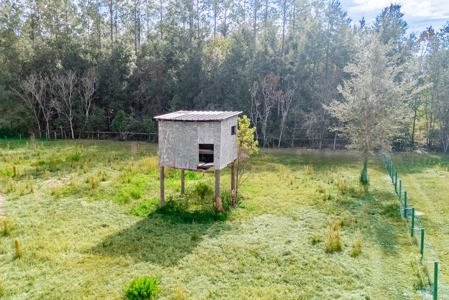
0, 0, 448, 150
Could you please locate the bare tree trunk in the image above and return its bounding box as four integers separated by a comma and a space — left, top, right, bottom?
160, 0, 163, 39
109, 0, 114, 46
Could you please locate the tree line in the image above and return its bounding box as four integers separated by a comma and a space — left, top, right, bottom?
0, 0, 448, 151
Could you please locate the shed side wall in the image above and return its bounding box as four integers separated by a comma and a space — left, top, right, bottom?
219, 116, 238, 169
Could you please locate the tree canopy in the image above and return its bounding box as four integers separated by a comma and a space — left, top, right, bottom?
0, 0, 448, 153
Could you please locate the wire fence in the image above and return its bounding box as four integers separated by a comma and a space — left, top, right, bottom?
383, 153, 449, 300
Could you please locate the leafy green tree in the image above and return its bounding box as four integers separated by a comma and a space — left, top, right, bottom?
111, 109, 127, 132
326, 32, 420, 184
235, 115, 259, 205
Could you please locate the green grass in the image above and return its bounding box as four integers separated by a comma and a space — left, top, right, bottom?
392, 152, 449, 290
0, 140, 423, 299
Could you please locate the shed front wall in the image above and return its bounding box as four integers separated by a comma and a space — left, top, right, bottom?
158, 121, 199, 170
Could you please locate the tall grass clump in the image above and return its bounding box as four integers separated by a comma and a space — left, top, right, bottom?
0, 275, 4, 297
304, 164, 314, 176
325, 219, 342, 253
350, 229, 362, 257
125, 276, 160, 300
2, 219, 10, 236
14, 239, 22, 259
338, 178, 347, 193
83, 162, 89, 173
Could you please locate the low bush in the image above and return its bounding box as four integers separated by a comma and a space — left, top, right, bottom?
125, 276, 160, 300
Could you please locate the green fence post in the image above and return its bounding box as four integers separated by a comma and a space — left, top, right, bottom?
399, 180, 402, 200
434, 261, 438, 300
420, 229, 425, 260
395, 172, 398, 194
403, 192, 407, 217
411, 208, 415, 237
390, 163, 392, 176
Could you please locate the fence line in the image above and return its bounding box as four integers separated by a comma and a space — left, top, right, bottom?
383, 153, 449, 300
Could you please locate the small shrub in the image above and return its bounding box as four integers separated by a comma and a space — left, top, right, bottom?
191, 230, 199, 241
51, 186, 63, 198
325, 219, 342, 253
192, 182, 213, 201
125, 276, 160, 300
14, 239, 22, 259
350, 229, 362, 257
311, 234, 321, 245
381, 202, 401, 219
68, 153, 81, 162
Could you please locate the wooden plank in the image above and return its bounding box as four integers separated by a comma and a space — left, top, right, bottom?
198, 149, 214, 154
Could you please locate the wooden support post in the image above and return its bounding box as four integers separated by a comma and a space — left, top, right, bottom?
181, 169, 185, 195
215, 169, 223, 212
231, 161, 236, 206
160, 167, 165, 207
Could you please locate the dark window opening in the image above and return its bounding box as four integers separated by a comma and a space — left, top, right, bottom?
199, 144, 214, 164
231, 125, 236, 135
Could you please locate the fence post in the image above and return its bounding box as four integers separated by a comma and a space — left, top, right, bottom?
411, 208, 415, 237
389, 162, 393, 177
434, 261, 438, 300
403, 191, 407, 218
420, 229, 425, 260
395, 172, 398, 194
399, 180, 402, 200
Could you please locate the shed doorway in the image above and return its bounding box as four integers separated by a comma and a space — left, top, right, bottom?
198, 144, 214, 169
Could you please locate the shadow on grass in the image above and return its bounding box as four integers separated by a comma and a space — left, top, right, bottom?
88, 212, 231, 267
365, 189, 402, 256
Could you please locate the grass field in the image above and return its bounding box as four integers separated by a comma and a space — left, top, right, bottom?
392, 152, 449, 296
0, 140, 427, 299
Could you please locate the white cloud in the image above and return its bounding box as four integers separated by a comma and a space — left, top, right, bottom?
347, 0, 449, 19
340, 0, 449, 32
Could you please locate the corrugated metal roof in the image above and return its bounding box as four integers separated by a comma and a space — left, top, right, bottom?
154, 111, 242, 121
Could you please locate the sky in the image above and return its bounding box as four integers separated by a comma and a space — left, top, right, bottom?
338, 0, 449, 35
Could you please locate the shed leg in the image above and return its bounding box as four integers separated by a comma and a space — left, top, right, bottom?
231, 161, 236, 206
215, 170, 223, 212
160, 167, 165, 207
181, 169, 185, 195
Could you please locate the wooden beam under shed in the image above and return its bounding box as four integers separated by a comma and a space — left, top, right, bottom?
160, 167, 165, 206
215, 169, 223, 212
181, 169, 185, 195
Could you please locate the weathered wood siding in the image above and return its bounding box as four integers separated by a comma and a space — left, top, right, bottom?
158, 116, 238, 170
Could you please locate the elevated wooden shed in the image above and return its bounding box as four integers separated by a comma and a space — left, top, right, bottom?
154, 111, 242, 209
